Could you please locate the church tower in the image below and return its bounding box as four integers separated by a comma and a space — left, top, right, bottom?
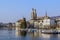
31, 8, 37, 20
44, 11, 50, 19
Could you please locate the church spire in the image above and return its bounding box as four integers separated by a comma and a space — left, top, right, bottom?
45, 11, 47, 17
44, 11, 50, 19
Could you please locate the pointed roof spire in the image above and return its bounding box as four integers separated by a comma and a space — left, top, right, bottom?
45, 11, 47, 17
44, 11, 50, 19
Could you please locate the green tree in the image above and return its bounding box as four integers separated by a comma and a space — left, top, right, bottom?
20, 18, 27, 29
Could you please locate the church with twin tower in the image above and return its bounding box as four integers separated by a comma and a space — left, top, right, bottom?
29, 8, 56, 29
31, 8, 37, 20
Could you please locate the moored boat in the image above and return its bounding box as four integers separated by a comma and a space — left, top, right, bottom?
41, 29, 60, 34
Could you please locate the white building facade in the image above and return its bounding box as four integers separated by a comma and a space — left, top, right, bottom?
42, 18, 56, 28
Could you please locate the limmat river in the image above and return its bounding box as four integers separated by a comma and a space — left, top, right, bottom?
0, 29, 60, 40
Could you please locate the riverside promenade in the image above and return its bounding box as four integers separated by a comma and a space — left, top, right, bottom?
16, 29, 41, 32
16, 28, 60, 34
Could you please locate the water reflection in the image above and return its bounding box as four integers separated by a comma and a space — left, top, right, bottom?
16, 30, 27, 37
28, 31, 39, 37
20, 31, 27, 36
15, 30, 59, 40
0, 29, 59, 40
50, 34, 58, 40
40, 34, 51, 38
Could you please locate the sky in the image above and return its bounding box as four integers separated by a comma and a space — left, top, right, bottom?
0, 0, 60, 23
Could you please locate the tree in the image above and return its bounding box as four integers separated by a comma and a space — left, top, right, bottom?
20, 18, 27, 29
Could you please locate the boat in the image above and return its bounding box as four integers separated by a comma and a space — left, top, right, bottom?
41, 29, 60, 34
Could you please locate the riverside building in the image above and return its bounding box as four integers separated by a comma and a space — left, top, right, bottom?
29, 8, 57, 29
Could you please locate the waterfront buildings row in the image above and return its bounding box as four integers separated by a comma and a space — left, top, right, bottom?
0, 23, 16, 29
29, 8, 57, 29
16, 8, 60, 29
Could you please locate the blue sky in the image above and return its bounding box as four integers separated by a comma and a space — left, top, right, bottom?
0, 0, 60, 23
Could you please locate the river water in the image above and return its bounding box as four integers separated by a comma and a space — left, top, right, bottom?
0, 29, 60, 40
